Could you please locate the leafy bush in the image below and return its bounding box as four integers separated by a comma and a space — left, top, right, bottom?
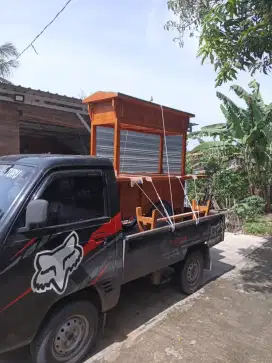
243, 220, 272, 236
233, 196, 266, 221
212, 170, 249, 208
186, 163, 249, 209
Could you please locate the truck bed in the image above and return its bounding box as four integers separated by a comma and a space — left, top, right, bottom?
122, 213, 225, 284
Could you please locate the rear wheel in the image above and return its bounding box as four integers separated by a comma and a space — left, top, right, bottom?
179, 251, 204, 294
31, 300, 99, 363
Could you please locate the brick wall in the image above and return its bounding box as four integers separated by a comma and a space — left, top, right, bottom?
0, 101, 20, 155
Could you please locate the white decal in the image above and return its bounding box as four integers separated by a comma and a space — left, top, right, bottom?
31, 231, 83, 295
0, 165, 22, 179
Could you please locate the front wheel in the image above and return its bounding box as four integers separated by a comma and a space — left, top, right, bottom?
179, 251, 204, 295
31, 300, 99, 363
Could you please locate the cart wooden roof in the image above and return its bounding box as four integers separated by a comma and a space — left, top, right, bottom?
83, 91, 195, 136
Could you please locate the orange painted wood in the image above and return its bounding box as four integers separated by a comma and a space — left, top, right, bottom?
157, 211, 203, 223
117, 174, 208, 182
118, 177, 184, 220
136, 210, 205, 230
118, 123, 182, 136
158, 135, 164, 174
90, 124, 96, 156
83, 91, 194, 117
181, 133, 187, 176
136, 207, 158, 231
83, 92, 193, 135
192, 199, 211, 216
83, 91, 118, 104
113, 121, 120, 174
83, 90, 197, 222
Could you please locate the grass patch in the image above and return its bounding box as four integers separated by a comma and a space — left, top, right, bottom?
243, 217, 272, 236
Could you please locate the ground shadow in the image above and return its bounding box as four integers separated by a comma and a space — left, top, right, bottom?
238, 237, 272, 294
0, 247, 234, 363
91, 247, 234, 356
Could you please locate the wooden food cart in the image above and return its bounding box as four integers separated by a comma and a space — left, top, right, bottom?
83, 91, 208, 230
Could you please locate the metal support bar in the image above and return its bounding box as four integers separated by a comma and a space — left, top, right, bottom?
76, 113, 91, 133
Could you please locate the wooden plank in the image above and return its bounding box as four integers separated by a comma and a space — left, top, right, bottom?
191, 199, 211, 217
181, 133, 187, 176
90, 124, 96, 156
157, 211, 199, 223
158, 135, 164, 173
119, 123, 183, 136
117, 174, 208, 182
83, 91, 195, 118
151, 209, 158, 229
113, 121, 121, 174
92, 118, 115, 126
136, 206, 158, 231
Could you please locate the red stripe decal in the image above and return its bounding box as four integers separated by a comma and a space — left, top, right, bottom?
13, 238, 37, 259
0, 287, 32, 314
1, 214, 121, 314
90, 264, 108, 286
83, 213, 122, 256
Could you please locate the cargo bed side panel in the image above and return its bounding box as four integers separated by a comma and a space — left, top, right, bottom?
123, 214, 225, 284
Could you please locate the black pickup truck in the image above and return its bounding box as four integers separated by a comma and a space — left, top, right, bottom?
0, 155, 225, 363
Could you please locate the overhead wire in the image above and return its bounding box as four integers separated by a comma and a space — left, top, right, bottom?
16, 0, 74, 60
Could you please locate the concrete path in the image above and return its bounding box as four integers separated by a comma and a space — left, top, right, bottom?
1, 233, 270, 363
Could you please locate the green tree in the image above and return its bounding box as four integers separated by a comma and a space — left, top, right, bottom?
0, 42, 19, 84
165, 0, 272, 86
188, 136, 249, 209
189, 80, 272, 209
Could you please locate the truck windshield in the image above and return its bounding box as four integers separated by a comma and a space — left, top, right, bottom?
0, 164, 34, 221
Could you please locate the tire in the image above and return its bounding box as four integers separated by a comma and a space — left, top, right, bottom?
179, 251, 204, 295
31, 300, 99, 363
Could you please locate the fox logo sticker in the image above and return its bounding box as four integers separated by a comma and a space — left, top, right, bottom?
31, 231, 83, 295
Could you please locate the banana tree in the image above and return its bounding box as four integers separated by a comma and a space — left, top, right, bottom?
189, 80, 272, 209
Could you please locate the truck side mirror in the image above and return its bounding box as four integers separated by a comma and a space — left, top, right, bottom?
25, 199, 49, 230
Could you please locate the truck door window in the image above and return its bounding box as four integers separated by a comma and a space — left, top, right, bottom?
41, 174, 106, 226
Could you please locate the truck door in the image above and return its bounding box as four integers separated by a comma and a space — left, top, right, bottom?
0, 169, 120, 352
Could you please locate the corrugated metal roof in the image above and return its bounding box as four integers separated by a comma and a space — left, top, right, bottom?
0, 83, 82, 104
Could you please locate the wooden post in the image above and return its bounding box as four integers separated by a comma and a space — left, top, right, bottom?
113, 121, 121, 174
181, 133, 187, 176
158, 134, 164, 174
88, 104, 96, 156
90, 124, 97, 156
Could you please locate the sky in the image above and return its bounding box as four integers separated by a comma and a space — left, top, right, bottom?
2, 0, 272, 138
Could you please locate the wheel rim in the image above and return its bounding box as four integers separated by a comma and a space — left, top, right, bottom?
187, 259, 200, 284
52, 315, 91, 361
